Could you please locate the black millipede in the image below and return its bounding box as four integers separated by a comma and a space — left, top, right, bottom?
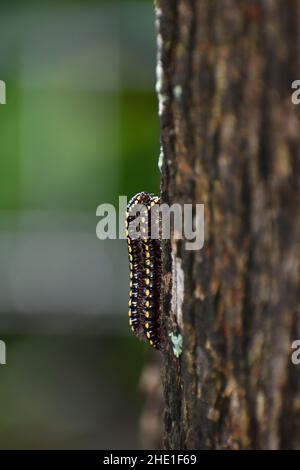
126, 192, 162, 349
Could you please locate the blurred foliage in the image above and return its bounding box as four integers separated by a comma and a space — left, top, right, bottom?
0, 0, 159, 449
120, 91, 159, 200
0, 335, 148, 449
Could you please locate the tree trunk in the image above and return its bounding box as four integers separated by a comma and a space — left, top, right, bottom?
156, 0, 300, 449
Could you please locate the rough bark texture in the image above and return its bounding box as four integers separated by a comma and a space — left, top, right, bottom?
156, 0, 300, 449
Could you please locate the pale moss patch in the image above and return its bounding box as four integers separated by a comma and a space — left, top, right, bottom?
169, 332, 183, 358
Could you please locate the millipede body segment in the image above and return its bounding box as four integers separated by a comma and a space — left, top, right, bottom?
126, 192, 162, 349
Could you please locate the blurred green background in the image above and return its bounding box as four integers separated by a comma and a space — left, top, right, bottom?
0, 0, 160, 449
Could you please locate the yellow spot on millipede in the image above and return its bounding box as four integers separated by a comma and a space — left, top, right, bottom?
145, 289, 150, 296
128, 310, 131, 317
149, 339, 154, 345
128, 299, 132, 306
128, 246, 132, 253
145, 278, 150, 286
146, 332, 151, 339
145, 300, 150, 308
145, 252, 150, 258
130, 272, 133, 279
145, 322, 149, 329
131, 326, 135, 332
146, 268, 150, 275
145, 312, 150, 318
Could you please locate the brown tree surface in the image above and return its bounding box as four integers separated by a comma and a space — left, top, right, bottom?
155, 0, 300, 449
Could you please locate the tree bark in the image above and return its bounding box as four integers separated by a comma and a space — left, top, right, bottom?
156, 0, 300, 449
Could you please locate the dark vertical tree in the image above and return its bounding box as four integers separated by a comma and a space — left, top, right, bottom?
155, 0, 300, 449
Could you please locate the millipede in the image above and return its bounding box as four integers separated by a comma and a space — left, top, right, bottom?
126, 192, 162, 350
